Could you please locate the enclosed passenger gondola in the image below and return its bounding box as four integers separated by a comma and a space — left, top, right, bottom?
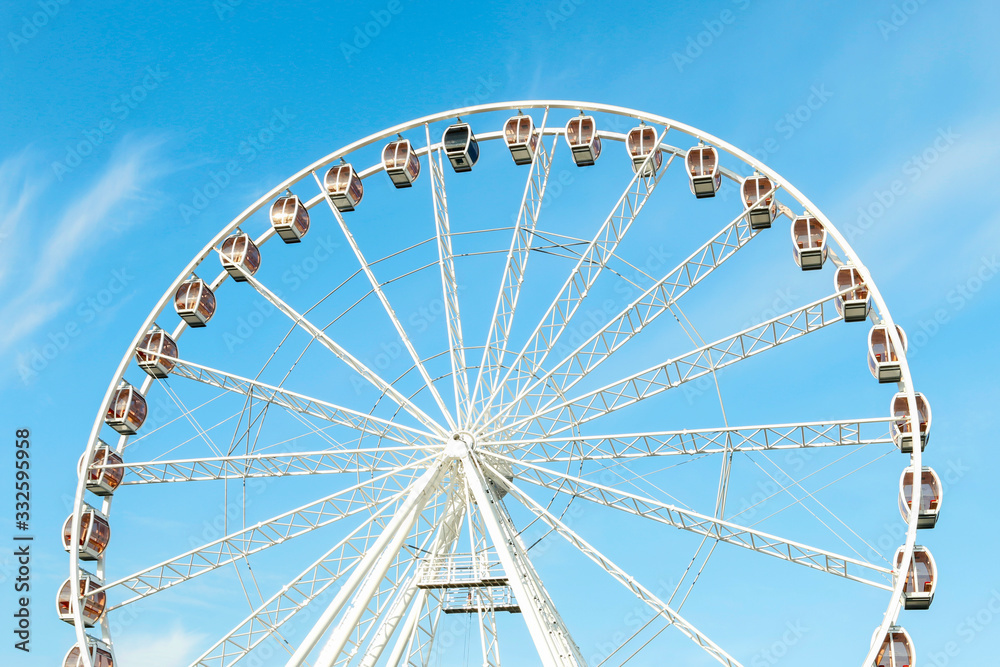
900, 466, 942, 528
565, 114, 601, 167
894, 546, 937, 610
382, 138, 420, 188
56, 570, 106, 627
868, 325, 907, 383
834, 265, 871, 322
442, 122, 480, 173
135, 326, 178, 379
872, 625, 914, 667
685, 143, 721, 198
891, 392, 931, 453
625, 125, 662, 176
174, 275, 216, 327
742, 174, 777, 229
503, 114, 539, 165
324, 162, 364, 212
220, 231, 261, 281
269, 192, 310, 243
790, 215, 828, 270
62, 504, 110, 561
105, 381, 147, 435
79, 440, 124, 496
63, 639, 115, 667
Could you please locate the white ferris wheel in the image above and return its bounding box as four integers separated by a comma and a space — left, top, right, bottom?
62, 102, 938, 667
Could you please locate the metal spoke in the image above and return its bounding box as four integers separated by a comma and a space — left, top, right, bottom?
311, 171, 457, 432
424, 124, 471, 425
470, 108, 555, 425
494, 418, 894, 463
111, 445, 437, 485
479, 207, 762, 432
212, 252, 450, 437
162, 353, 438, 446
494, 454, 892, 588
491, 290, 846, 439
474, 127, 673, 431
99, 461, 426, 608
484, 460, 743, 667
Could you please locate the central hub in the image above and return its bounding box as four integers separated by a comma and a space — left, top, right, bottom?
444, 431, 476, 458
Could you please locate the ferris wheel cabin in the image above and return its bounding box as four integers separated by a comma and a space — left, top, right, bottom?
503, 114, 539, 165
174, 275, 216, 327
382, 138, 420, 188
685, 144, 721, 198
105, 381, 147, 435
324, 162, 364, 212
742, 174, 777, 229
63, 504, 110, 561
443, 122, 480, 173
79, 440, 124, 496
270, 193, 310, 243
891, 392, 931, 453
834, 265, 871, 322
56, 569, 106, 627
900, 466, 942, 528
790, 215, 828, 270
625, 125, 662, 176
873, 626, 914, 667
63, 639, 115, 667
220, 232, 261, 282
868, 325, 907, 383
894, 546, 937, 610
565, 115, 601, 167
135, 326, 178, 379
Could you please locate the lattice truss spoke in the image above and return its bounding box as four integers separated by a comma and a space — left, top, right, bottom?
98, 462, 427, 608
108, 445, 435, 484
475, 127, 673, 430
493, 454, 892, 588
492, 290, 846, 439
497, 418, 895, 463
481, 458, 744, 667
479, 207, 762, 432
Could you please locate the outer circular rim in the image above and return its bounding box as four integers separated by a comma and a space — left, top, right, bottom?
68, 100, 924, 667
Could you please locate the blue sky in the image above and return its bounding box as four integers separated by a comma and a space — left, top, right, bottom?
2, 0, 999, 665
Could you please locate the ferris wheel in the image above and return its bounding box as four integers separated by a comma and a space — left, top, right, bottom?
62, 101, 939, 667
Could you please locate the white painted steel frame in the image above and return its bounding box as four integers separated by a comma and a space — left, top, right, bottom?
70, 101, 923, 667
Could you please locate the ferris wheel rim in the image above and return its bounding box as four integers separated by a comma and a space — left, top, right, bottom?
67, 100, 925, 667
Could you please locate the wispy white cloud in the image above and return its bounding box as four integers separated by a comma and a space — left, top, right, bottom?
0, 133, 170, 359
112, 624, 208, 667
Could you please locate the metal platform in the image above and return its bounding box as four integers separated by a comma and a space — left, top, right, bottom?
441, 586, 520, 614
417, 551, 508, 589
